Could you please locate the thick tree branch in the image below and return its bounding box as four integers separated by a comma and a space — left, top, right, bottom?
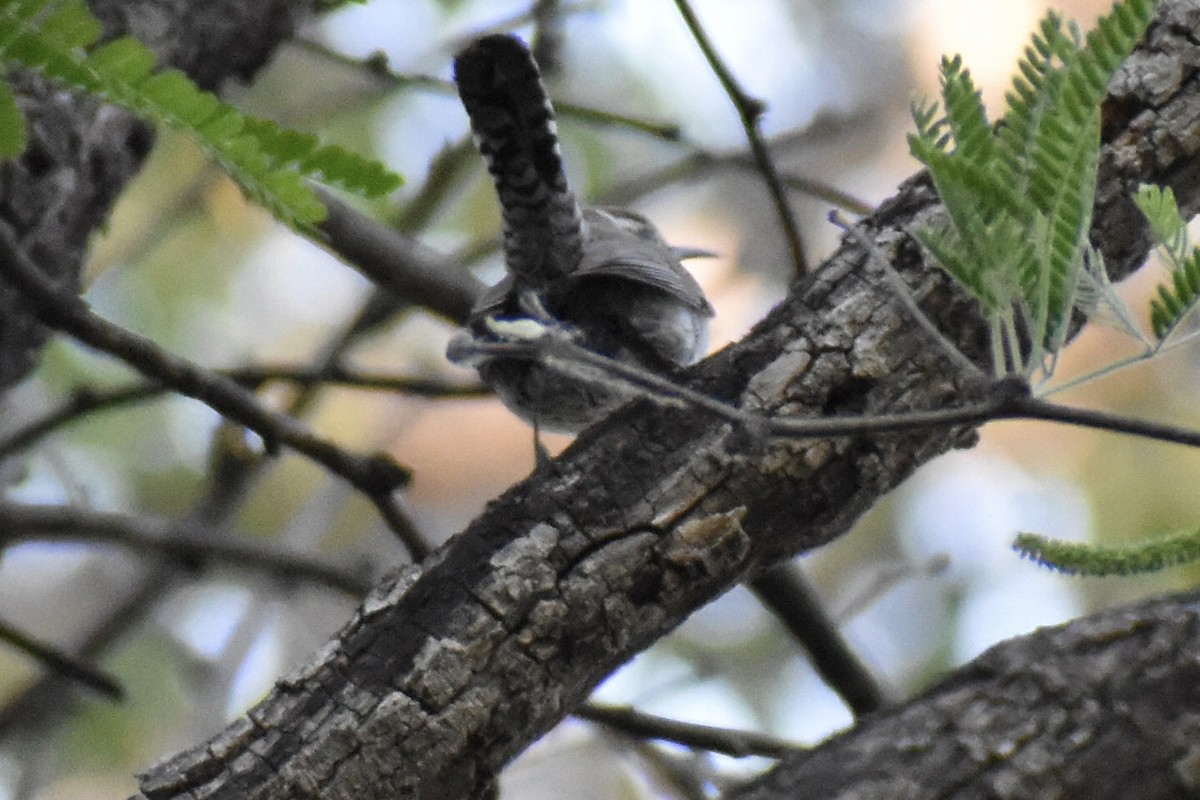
130, 4, 1200, 799
728, 591, 1200, 800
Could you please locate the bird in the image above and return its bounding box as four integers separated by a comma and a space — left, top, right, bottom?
447, 33, 714, 434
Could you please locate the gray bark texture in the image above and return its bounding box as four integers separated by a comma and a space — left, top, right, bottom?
133, 3, 1200, 798
731, 590, 1200, 800
1, 1, 1199, 799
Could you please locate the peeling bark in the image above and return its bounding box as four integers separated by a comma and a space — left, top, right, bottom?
124, 3, 1200, 799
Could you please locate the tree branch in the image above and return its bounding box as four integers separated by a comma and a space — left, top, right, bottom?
0, 225, 419, 550
0, 0, 312, 389
0, 501, 372, 597
749, 565, 890, 716
0, 617, 123, 700
672, 0, 808, 275
0, 366, 483, 462
576, 702, 798, 760
131, 3, 1200, 798
728, 591, 1200, 800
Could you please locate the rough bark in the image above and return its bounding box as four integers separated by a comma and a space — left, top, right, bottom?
122, 4, 1200, 800
730, 591, 1200, 800
0, 0, 308, 388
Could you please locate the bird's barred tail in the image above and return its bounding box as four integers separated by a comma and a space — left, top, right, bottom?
453, 34, 584, 285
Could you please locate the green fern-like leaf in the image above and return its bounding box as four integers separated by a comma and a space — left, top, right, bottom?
1147, 250, 1200, 340
937, 56, 996, 166
1134, 183, 1190, 264
1133, 183, 1200, 341
909, 0, 1159, 378
994, 14, 1074, 197
0, 0, 402, 230
1015, 529, 1200, 575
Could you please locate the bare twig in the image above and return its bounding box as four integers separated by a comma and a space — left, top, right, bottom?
0, 367, 484, 462
671, 0, 808, 275
0, 617, 123, 700
530, 0, 567, 74
462, 333, 1200, 452
462, 332, 998, 438
0, 382, 161, 460
440, 0, 603, 59
296, 33, 881, 222
452, 122, 874, 272
0, 501, 372, 597
750, 564, 890, 716
393, 136, 479, 233
0, 225, 415, 542
293, 41, 682, 141
577, 703, 799, 759
0, 563, 174, 737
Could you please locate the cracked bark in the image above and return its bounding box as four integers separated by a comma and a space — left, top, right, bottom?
3, 1, 1199, 798
730, 591, 1200, 800
124, 3, 1200, 799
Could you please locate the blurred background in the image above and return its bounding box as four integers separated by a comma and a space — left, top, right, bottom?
1, 0, 1195, 797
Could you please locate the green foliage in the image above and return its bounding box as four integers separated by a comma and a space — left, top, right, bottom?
1133, 183, 1200, 341
1010, 180, 1200, 580
0, 79, 24, 158
908, 0, 1159, 379
1014, 528, 1200, 575
0, 0, 401, 230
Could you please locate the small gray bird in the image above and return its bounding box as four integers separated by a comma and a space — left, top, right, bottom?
447, 34, 713, 433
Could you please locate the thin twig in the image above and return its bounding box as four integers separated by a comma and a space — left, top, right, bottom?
452, 124, 874, 272
576, 703, 798, 759
0, 501, 372, 597
750, 564, 890, 716
0, 226, 414, 537
626, 742, 714, 800
466, 333, 1200, 451
393, 136, 479, 232
530, 0, 567, 74
0, 563, 174, 737
217, 364, 484, 396
440, 0, 603, 59
297, 34, 877, 221
671, 0, 808, 275
292, 40, 682, 141
0, 617, 123, 700
1005, 394, 1200, 448
596, 114, 875, 213
468, 333, 1002, 438
0, 367, 483, 462
0, 383, 161, 461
